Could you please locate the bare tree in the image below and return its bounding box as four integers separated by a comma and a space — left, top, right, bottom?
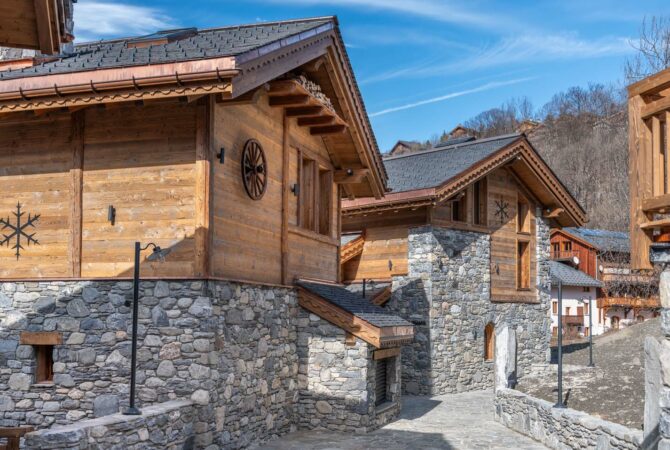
463, 97, 535, 138
625, 16, 670, 83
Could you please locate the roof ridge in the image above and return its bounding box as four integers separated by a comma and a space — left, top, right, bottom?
74, 16, 335, 47
383, 133, 522, 162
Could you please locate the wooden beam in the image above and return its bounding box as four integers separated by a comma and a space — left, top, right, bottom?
640, 217, 670, 230
20, 331, 62, 345
373, 347, 400, 360
542, 207, 564, 219
371, 285, 392, 306
281, 112, 290, 285
285, 105, 323, 117
269, 94, 310, 107
310, 124, 346, 135
303, 56, 326, 73
34, 0, 57, 55
297, 115, 336, 127
641, 95, 670, 119
345, 332, 356, 346
652, 115, 663, 196
216, 88, 262, 106
334, 168, 369, 184
194, 99, 211, 277
69, 110, 84, 277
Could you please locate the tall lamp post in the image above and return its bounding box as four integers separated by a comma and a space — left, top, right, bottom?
555, 279, 565, 408
580, 296, 594, 367
123, 242, 171, 416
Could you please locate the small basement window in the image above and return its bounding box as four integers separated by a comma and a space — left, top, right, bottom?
375, 358, 389, 406
34, 345, 54, 384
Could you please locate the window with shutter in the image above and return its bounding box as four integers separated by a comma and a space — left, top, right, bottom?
375, 358, 388, 406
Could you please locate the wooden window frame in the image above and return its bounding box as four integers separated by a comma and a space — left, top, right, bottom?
516, 239, 531, 290
584, 302, 589, 315
563, 241, 572, 252
473, 178, 488, 226
517, 194, 531, 234
451, 192, 467, 223
298, 153, 333, 237
484, 323, 495, 361
552, 301, 558, 314
34, 345, 54, 384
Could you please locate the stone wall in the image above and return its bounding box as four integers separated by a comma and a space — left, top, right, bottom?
24, 399, 196, 450
295, 310, 401, 433
495, 389, 643, 450
0, 279, 299, 449
387, 210, 551, 395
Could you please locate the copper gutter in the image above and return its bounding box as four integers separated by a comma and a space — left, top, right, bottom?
0, 57, 237, 102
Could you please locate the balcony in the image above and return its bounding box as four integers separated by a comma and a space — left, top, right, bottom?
561, 315, 584, 325
599, 296, 660, 309
551, 250, 579, 261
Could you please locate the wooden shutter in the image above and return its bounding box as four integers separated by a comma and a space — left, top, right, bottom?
375, 359, 388, 406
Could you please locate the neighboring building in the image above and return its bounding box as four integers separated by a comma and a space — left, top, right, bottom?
388, 140, 422, 157
0, 16, 414, 448
550, 227, 660, 333
342, 133, 586, 395
0, 0, 74, 55
548, 260, 602, 339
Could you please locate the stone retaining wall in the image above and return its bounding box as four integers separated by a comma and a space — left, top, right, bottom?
24, 399, 196, 450
295, 311, 401, 433
387, 210, 551, 395
0, 279, 299, 448
494, 389, 642, 450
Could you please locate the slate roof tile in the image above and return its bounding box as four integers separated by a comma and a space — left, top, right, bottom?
383, 134, 521, 193
0, 18, 334, 81
549, 261, 602, 288
297, 280, 411, 328
562, 227, 629, 254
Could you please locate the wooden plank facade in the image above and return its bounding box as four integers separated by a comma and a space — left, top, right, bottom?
0, 19, 387, 286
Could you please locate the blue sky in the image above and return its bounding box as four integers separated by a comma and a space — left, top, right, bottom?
73, 0, 665, 151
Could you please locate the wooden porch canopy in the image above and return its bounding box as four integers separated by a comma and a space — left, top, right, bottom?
0, 17, 386, 199
0, 0, 73, 55
628, 66, 670, 268
343, 135, 586, 228
297, 280, 413, 348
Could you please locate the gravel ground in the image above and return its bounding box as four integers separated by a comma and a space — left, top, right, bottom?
517, 318, 662, 430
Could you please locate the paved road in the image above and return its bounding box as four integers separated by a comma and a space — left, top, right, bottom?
255, 391, 548, 450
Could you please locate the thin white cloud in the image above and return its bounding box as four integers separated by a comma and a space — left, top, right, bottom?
369, 77, 535, 118
73, 1, 176, 42
254, 0, 513, 31
363, 33, 632, 84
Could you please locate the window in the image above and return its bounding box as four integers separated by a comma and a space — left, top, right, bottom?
34, 345, 54, 384
375, 358, 389, 406
565, 306, 571, 315
577, 306, 584, 316
552, 302, 558, 314
584, 302, 589, 315
517, 195, 530, 233
299, 156, 332, 236
516, 241, 530, 290
473, 179, 487, 226
451, 193, 467, 222
552, 243, 560, 254
484, 323, 495, 360
552, 326, 558, 337
584, 327, 590, 337
563, 241, 572, 252
583, 287, 590, 293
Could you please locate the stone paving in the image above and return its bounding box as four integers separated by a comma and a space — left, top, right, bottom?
254, 391, 548, 450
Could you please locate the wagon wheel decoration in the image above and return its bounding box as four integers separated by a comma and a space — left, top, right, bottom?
241, 139, 268, 200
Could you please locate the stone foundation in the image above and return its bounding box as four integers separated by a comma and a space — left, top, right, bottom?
386, 210, 551, 395
296, 311, 401, 433
495, 389, 642, 450
0, 279, 402, 448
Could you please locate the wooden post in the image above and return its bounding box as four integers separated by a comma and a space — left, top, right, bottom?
629, 94, 654, 270
194, 98, 211, 277
281, 112, 290, 285
69, 110, 84, 277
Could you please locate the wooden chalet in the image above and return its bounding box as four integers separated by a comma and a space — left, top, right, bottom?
342, 133, 586, 302
0, 17, 412, 346
0, 0, 74, 55
629, 66, 670, 269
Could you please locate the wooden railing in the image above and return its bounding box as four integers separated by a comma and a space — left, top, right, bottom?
598, 296, 660, 309
628, 66, 670, 269
551, 250, 579, 261
561, 315, 584, 325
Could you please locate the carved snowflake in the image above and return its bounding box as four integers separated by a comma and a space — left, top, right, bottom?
0, 203, 40, 260
494, 199, 510, 224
